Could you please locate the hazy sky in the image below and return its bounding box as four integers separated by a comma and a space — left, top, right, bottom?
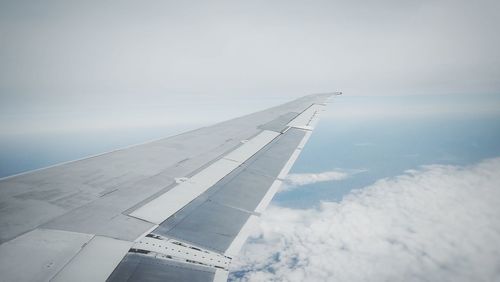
1, 0, 500, 133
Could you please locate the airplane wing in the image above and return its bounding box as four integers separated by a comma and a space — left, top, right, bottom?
0, 93, 337, 282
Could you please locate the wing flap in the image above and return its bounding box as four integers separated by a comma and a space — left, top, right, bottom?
108, 127, 311, 280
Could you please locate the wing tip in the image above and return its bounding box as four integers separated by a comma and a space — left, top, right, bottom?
300, 91, 342, 103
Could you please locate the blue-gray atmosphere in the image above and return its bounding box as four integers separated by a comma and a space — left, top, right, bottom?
276, 103, 500, 208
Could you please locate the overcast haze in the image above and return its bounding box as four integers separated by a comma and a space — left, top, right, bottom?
1, 0, 500, 134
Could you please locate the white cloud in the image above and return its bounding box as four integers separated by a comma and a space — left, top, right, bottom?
281, 170, 356, 191
230, 158, 500, 282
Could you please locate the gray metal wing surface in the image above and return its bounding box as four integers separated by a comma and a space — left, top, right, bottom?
0, 93, 336, 282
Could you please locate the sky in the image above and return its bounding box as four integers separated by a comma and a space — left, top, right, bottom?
1, 1, 500, 281
1, 0, 500, 135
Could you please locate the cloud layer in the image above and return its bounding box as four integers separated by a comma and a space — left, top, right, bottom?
230, 158, 500, 282
281, 170, 355, 191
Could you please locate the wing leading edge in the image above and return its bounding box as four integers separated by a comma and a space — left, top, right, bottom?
0, 93, 337, 281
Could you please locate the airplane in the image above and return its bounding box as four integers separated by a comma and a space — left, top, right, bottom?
0, 92, 339, 281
